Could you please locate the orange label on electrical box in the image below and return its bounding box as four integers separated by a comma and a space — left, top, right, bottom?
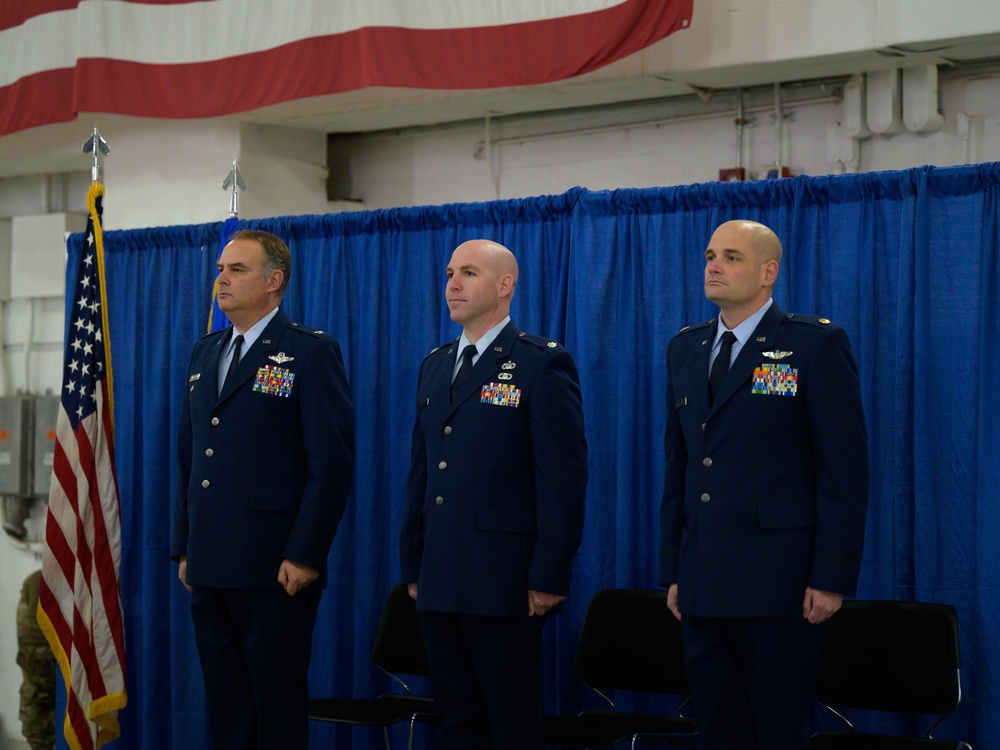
0, 430, 8, 440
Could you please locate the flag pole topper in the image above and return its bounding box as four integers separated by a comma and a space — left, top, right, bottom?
82, 125, 109, 183
222, 159, 247, 217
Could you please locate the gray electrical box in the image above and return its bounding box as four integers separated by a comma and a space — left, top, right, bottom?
32, 395, 59, 496
0, 396, 31, 495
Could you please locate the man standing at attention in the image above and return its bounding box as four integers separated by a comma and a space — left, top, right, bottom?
172, 229, 354, 749
659, 219, 869, 749
400, 239, 588, 749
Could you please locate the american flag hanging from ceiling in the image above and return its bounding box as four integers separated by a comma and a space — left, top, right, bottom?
0, 0, 693, 137
37, 181, 128, 750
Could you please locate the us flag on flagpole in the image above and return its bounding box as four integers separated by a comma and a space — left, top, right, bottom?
37, 181, 128, 750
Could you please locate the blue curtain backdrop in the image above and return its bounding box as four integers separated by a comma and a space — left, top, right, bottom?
62, 163, 999, 749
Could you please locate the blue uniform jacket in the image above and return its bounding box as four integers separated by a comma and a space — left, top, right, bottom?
400, 321, 588, 617
659, 303, 869, 618
171, 308, 355, 589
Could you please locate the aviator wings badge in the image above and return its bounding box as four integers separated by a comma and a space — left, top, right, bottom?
269, 352, 295, 364
762, 350, 793, 360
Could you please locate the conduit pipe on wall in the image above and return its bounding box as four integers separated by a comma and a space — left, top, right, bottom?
471, 93, 841, 158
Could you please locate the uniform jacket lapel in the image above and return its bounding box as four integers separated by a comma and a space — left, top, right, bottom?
710, 303, 785, 413
446, 321, 519, 418
217, 309, 289, 404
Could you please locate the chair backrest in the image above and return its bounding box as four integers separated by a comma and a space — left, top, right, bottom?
370, 583, 431, 677
572, 588, 688, 695
813, 600, 962, 715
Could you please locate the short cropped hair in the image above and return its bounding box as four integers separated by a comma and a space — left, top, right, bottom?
230, 229, 291, 297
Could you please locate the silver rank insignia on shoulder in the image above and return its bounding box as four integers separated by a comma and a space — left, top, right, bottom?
498, 373, 513, 380
762, 350, 793, 360
547, 341, 557, 348
189, 373, 201, 382
501, 361, 516, 370
269, 352, 294, 364
818, 318, 831, 325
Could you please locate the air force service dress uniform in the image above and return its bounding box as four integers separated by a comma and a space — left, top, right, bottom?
659, 302, 868, 749
172, 307, 354, 750
400, 320, 587, 749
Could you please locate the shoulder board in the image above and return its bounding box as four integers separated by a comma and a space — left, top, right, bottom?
424, 339, 457, 361
288, 322, 325, 337
676, 319, 714, 336
516, 330, 563, 351
782, 313, 839, 329
200, 327, 229, 342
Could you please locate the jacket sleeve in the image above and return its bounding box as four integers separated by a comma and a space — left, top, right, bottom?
526, 349, 588, 595
171, 358, 194, 562
804, 327, 869, 595
399, 360, 428, 584
659, 337, 687, 587
281, 336, 355, 569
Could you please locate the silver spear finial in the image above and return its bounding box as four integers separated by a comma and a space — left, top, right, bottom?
82, 125, 109, 183
222, 159, 247, 217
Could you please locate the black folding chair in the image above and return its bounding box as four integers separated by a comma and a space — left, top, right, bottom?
543, 588, 698, 749
309, 583, 437, 750
812, 599, 972, 749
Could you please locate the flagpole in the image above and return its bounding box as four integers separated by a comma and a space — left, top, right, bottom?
208, 160, 246, 333
83, 127, 115, 426
38, 124, 127, 750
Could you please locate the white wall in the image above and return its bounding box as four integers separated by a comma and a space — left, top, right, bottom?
0, 63, 999, 750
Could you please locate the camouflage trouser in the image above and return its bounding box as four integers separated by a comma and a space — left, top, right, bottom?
17, 640, 56, 750
17, 570, 56, 750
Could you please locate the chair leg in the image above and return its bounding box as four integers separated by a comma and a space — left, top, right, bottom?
383, 725, 392, 750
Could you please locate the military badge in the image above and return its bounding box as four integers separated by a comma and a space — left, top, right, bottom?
253, 365, 296, 397
751, 363, 798, 396
762, 350, 793, 360
481, 382, 521, 408
268, 352, 294, 364
189, 373, 201, 382
497, 373, 513, 380
547, 341, 558, 348
501, 361, 516, 370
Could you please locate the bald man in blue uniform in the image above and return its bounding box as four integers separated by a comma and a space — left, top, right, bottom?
172, 230, 354, 750
400, 239, 587, 749
659, 220, 869, 749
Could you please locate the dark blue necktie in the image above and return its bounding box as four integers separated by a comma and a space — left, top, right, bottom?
222, 334, 244, 393
451, 344, 477, 401
709, 331, 736, 405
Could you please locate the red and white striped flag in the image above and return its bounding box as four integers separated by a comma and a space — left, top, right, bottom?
37, 181, 128, 750
0, 0, 693, 137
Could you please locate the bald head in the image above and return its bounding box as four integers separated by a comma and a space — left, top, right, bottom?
704, 220, 782, 328
446, 239, 519, 341
715, 220, 783, 266
454, 240, 519, 287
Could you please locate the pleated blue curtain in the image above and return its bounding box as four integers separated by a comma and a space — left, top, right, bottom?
63, 163, 999, 749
